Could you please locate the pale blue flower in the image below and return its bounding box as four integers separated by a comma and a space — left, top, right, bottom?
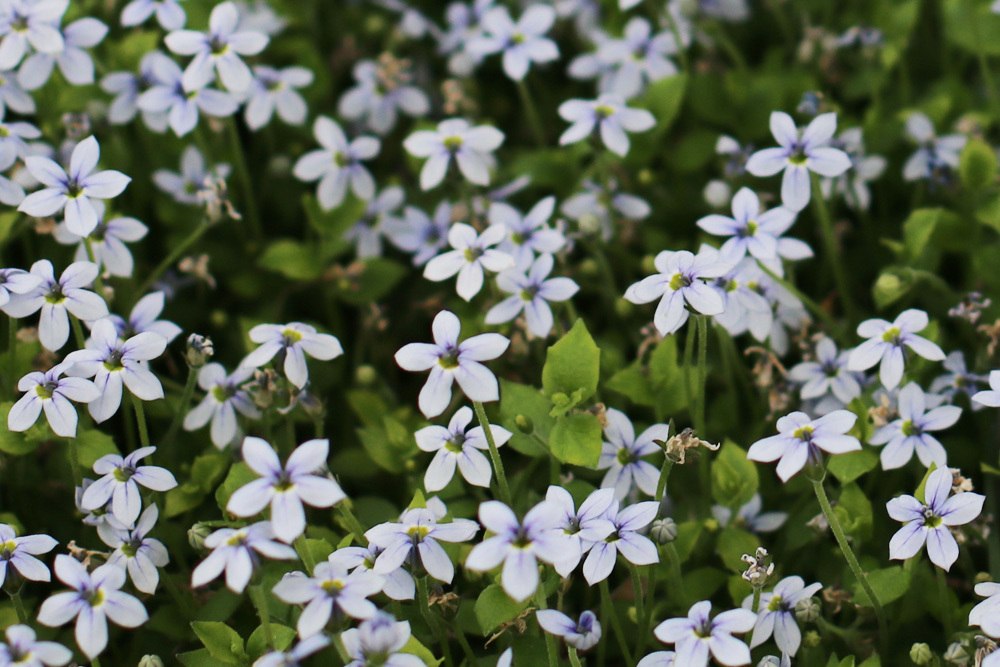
366, 507, 477, 584
559, 94, 655, 156
748, 410, 861, 482
121, 0, 186, 31
338, 59, 429, 135
537, 610, 602, 651
848, 309, 945, 390
467, 5, 559, 81
652, 601, 756, 667
293, 116, 379, 210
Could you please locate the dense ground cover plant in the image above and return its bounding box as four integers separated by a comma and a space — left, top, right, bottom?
4, 0, 1000, 665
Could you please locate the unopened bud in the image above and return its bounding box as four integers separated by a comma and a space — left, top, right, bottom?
794, 597, 820, 623
188, 523, 212, 551
514, 414, 534, 434
185, 334, 214, 367
355, 364, 377, 386
614, 298, 632, 318
910, 643, 934, 665
650, 518, 677, 544
578, 258, 599, 276
802, 630, 821, 649
943, 641, 969, 665
756, 657, 781, 667
139, 656, 165, 667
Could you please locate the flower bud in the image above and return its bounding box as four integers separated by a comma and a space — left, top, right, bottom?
650, 518, 677, 544
185, 334, 214, 368
578, 258, 599, 276
514, 414, 534, 434
794, 597, 820, 623
355, 364, 377, 386
139, 656, 165, 667
188, 523, 212, 551
703, 180, 732, 208
614, 298, 633, 318
756, 658, 781, 667
943, 641, 969, 665
802, 630, 821, 649
910, 642, 934, 665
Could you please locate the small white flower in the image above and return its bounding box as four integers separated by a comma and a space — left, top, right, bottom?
970, 581, 1000, 637
227, 437, 346, 543
545, 486, 616, 577
0, 1, 67, 71
107, 291, 182, 343
558, 94, 655, 156
272, 561, 384, 638
239, 321, 344, 389
341, 613, 422, 667
652, 601, 756, 667
416, 406, 511, 491
191, 521, 297, 593
366, 508, 478, 584
403, 118, 504, 190
848, 309, 945, 390
486, 253, 579, 338
887, 467, 984, 571
488, 197, 565, 270
244, 65, 312, 130
153, 145, 231, 205
467, 5, 559, 81
394, 310, 509, 418
52, 202, 148, 278
37, 556, 148, 660
536, 609, 602, 651
747, 410, 861, 482
99, 504, 169, 594
870, 383, 961, 470
136, 53, 239, 137
746, 576, 822, 657
0, 267, 40, 310
0, 624, 72, 667
8, 363, 99, 438
424, 222, 515, 301
0, 523, 57, 586
787, 336, 861, 406
902, 113, 966, 182
583, 499, 659, 585
184, 363, 259, 448
80, 446, 177, 526
338, 59, 429, 135
121, 0, 186, 31
383, 202, 452, 267
293, 116, 380, 210
973, 370, 1000, 409
597, 408, 668, 500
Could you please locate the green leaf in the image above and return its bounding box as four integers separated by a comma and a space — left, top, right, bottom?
400, 636, 444, 666
246, 623, 295, 660
914, 463, 939, 503
498, 380, 552, 457
711, 442, 758, 509
166, 450, 230, 518
853, 566, 911, 606
333, 258, 407, 306
474, 584, 530, 634
960, 139, 998, 190
0, 403, 38, 455
827, 449, 879, 484
542, 319, 600, 409
191, 621, 247, 665
177, 649, 223, 667
258, 239, 325, 281
715, 527, 759, 573
833, 483, 873, 542
944, 0, 1000, 56
75, 429, 119, 467
215, 463, 257, 513
548, 413, 602, 467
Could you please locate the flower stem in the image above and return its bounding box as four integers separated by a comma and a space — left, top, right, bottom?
751, 586, 762, 615
67, 436, 81, 484
473, 401, 512, 506
516, 80, 546, 148
629, 563, 645, 628
248, 584, 274, 649
936, 568, 953, 638
6, 316, 16, 399
131, 395, 151, 450
8, 590, 27, 623
70, 316, 86, 349
136, 220, 211, 298
568, 647, 584, 667
418, 576, 454, 667
599, 579, 634, 665
164, 365, 198, 445
810, 172, 857, 321
655, 459, 674, 503
82, 238, 106, 298
227, 118, 262, 242
337, 502, 367, 544
534, 586, 559, 667
810, 477, 887, 648
695, 315, 708, 435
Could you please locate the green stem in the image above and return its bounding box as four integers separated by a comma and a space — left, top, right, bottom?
637, 562, 657, 656
682, 319, 696, 422
6, 316, 15, 399
70, 316, 86, 349
294, 535, 316, 575
751, 586, 762, 615
810, 172, 857, 321
67, 436, 81, 484
164, 366, 198, 445
568, 647, 584, 667
473, 401, 512, 506
663, 543, 686, 610
92, 657, 102, 667
9, 591, 27, 623
629, 563, 645, 634
695, 315, 708, 435
132, 395, 151, 450
599, 579, 634, 665
936, 568, 953, 639
136, 221, 211, 298
83, 238, 107, 298
755, 260, 839, 333
810, 477, 887, 649
534, 587, 559, 667
248, 584, 274, 649
227, 118, 262, 241
516, 80, 546, 147
338, 503, 367, 543
418, 577, 454, 667
655, 459, 674, 503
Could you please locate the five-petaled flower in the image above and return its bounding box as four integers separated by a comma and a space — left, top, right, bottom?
272, 560, 385, 638
746, 576, 822, 657
597, 408, 669, 500
652, 600, 757, 667
558, 94, 655, 157
869, 382, 961, 470
80, 446, 177, 526
848, 309, 945, 390
416, 405, 512, 491
747, 410, 861, 482
423, 222, 515, 301
8, 363, 99, 437
403, 118, 504, 190
0, 523, 57, 587
191, 521, 297, 593
240, 321, 344, 389
366, 507, 478, 584
293, 116, 380, 210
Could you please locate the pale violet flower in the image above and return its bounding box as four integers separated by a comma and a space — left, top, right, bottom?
394, 310, 509, 418
582, 499, 658, 585
489, 197, 565, 270
330, 545, 414, 602
153, 145, 231, 205
467, 5, 559, 81
52, 201, 148, 278
536, 610, 602, 651
545, 486, 615, 577
227, 437, 345, 543
696, 187, 811, 272
465, 500, 567, 602
239, 322, 344, 389
746, 576, 822, 657
597, 408, 668, 500
341, 613, 422, 667
652, 601, 756, 667
902, 112, 966, 182
121, 0, 186, 30
8, 363, 99, 438
416, 405, 512, 491
624, 248, 729, 336
0, 524, 56, 585
345, 186, 404, 259
558, 94, 655, 156
931, 351, 987, 403
0, 67, 33, 117
255, 636, 329, 667
562, 180, 650, 240
485, 253, 579, 338
63, 318, 166, 423
597, 17, 679, 99
366, 508, 478, 584
971, 581, 1000, 637
80, 446, 177, 526
183, 363, 259, 448
99, 504, 169, 594
101, 52, 162, 126
848, 309, 945, 390
244, 65, 312, 129
338, 59, 430, 135
383, 202, 452, 266
820, 127, 886, 211
191, 521, 297, 593
107, 291, 182, 343
403, 118, 504, 190
0, 267, 39, 309
424, 222, 515, 301
887, 467, 984, 571
19, 136, 131, 237
745, 111, 852, 212
164, 1, 268, 92
37, 555, 147, 660
2, 260, 108, 351
711, 494, 788, 534
137, 55, 239, 137
293, 116, 379, 210
972, 370, 1000, 409
0, 625, 72, 667
636, 652, 677, 667
870, 383, 961, 470
747, 410, 861, 482
17, 17, 107, 90
272, 561, 384, 638
0, 1, 66, 71
787, 336, 861, 406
